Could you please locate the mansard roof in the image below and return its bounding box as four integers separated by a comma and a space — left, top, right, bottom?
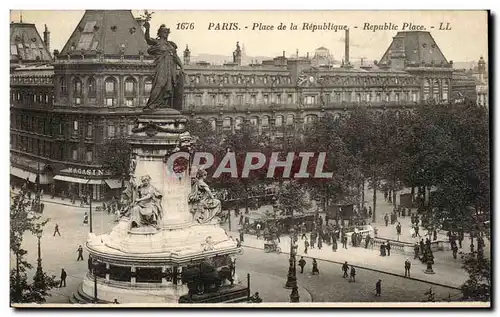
60, 10, 149, 57
379, 31, 449, 67
10, 22, 52, 63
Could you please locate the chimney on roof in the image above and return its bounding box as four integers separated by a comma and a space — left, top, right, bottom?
296, 49, 299, 58
344, 28, 350, 66
43, 24, 50, 56
306, 52, 309, 59
283, 50, 285, 57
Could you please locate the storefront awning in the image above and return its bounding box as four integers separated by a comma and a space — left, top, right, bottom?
104, 179, 122, 189
53, 175, 104, 185
10, 166, 30, 180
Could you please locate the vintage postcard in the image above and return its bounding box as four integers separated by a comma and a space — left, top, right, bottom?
9, 10, 490, 308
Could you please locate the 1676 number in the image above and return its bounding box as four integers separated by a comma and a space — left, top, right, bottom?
177, 23, 195, 30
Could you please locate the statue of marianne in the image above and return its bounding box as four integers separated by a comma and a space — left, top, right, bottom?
143, 21, 184, 110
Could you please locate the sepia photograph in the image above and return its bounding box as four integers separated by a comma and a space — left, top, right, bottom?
8, 9, 490, 308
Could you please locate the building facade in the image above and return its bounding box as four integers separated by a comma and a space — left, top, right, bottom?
10, 11, 479, 201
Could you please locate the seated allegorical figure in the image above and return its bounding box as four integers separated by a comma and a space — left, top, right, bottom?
130, 175, 163, 229
188, 169, 225, 224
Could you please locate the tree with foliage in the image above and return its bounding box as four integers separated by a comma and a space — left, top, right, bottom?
301, 114, 359, 216
460, 251, 491, 301
10, 186, 58, 304
275, 180, 312, 218
97, 136, 133, 188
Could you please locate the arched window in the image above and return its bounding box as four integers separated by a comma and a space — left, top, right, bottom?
423, 79, 431, 101
261, 115, 270, 128
286, 114, 294, 126
305, 114, 318, 125
104, 77, 117, 106
124, 77, 137, 107
235, 117, 243, 130
223, 117, 232, 131
87, 77, 96, 103
144, 77, 153, 95
73, 77, 82, 105
60, 77, 67, 94
209, 118, 216, 131
275, 115, 284, 127
250, 116, 259, 126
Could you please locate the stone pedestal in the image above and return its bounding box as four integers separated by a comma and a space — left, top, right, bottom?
78, 109, 240, 304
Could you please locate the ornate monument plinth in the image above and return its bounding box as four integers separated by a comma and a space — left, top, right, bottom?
74, 108, 239, 304
71, 16, 240, 304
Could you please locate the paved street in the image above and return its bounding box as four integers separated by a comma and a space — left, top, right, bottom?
11, 194, 463, 304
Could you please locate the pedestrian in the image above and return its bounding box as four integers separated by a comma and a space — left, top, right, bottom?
470, 243, 475, 253
425, 237, 431, 251
380, 243, 387, 256
375, 279, 382, 296
229, 258, 236, 279
419, 239, 425, 254
458, 231, 464, 249
433, 229, 438, 241
40, 189, 44, 198
396, 222, 402, 241
332, 236, 338, 252
239, 228, 244, 243
298, 256, 306, 274
40, 203, 45, 213
386, 241, 391, 256
256, 223, 261, 239
59, 269, 67, 288
312, 258, 319, 275
349, 266, 356, 282
452, 243, 458, 259
77, 245, 84, 261
53, 223, 61, 236
310, 232, 316, 249
415, 225, 421, 237
342, 261, 349, 278
368, 206, 372, 219
83, 212, 89, 225
304, 238, 309, 254
317, 236, 323, 250
384, 213, 389, 227
342, 235, 348, 249
404, 259, 411, 277
402, 207, 406, 218
113, 299, 119, 304
236, 238, 241, 248
414, 243, 420, 259
238, 214, 243, 225
325, 214, 329, 226
319, 216, 323, 227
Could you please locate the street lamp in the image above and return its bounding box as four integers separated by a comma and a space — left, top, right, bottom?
285, 228, 297, 289
86, 178, 93, 233
33, 224, 45, 290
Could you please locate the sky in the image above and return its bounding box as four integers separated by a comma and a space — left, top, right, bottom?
9, 10, 488, 63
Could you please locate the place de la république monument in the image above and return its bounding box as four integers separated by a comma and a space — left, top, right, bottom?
73, 15, 243, 304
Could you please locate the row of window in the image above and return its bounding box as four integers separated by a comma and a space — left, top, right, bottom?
11, 134, 94, 163
11, 90, 53, 106
186, 90, 422, 108
188, 74, 292, 86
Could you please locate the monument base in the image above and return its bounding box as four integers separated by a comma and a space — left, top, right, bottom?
178, 285, 249, 304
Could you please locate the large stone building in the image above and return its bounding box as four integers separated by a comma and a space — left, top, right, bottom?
10, 10, 479, 201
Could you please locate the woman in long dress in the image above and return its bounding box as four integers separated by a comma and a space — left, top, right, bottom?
130, 175, 163, 228
189, 169, 222, 223
143, 22, 184, 110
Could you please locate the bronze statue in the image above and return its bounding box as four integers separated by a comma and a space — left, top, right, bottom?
143, 20, 184, 111
129, 175, 163, 228
188, 169, 226, 224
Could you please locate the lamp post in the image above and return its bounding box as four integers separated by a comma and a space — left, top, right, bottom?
33, 224, 45, 290
86, 178, 93, 233
285, 227, 297, 289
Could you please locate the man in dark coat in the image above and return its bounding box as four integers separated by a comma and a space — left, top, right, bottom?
317, 236, 323, 250
404, 259, 411, 277
77, 245, 84, 261
349, 266, 356, 282
396, 222, 402, 241
386, 241, 391, 256
342, 235, 348, 249
384, 213, 389, 226
452, 243, 458, 259
342, 261, 349, 278
304, 239, 309, 254
53, 223, 61, 236
312, 259, 319, 275
414, 243, 420, 259
59, 269, 67, 288
298, 256, 306, 273
419, 239, 425, 254
375, 279, 382, 296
